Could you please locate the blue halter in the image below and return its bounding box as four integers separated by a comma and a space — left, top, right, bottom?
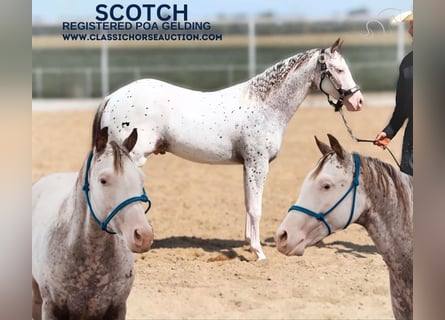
288, 153, 360, 235
82, 151, 151, 234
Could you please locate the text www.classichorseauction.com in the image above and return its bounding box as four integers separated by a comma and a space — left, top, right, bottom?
61, 3, 223, 41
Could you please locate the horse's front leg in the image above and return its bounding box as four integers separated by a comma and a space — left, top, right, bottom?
243, 157, 269, 260
32, 277, 43, 320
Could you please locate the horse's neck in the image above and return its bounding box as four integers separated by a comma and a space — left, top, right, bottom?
66, 165, 118, 253
360, 203, 413, 265
247, 49, 319, 121
357, 167, 413, 319
357, 161, 413, 273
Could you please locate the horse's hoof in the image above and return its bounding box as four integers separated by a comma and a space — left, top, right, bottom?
256, 252, 267, 261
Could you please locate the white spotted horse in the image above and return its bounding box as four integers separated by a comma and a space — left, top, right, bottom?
94, 38, 363, 260
275, 134, 413, 320
32, 127, 153, 319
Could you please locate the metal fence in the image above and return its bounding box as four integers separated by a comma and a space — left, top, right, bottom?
32, 61, 396, 98
33, 15, 408, 98
32, 64, 247, 98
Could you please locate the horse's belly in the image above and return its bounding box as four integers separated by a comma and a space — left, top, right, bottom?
168, 138, 240, 164
163, 102, 251, 163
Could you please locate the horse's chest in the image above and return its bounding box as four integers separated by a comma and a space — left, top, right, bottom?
43, 265, 134, 317
42, 241, 134, 316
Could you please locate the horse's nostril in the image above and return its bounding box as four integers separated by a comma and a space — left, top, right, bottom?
132, 227, 153, 252
134, 229, 141, 240
279, 230, 288, 242
133, 228, 143, 245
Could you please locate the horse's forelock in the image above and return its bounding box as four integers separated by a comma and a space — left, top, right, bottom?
92, 141, 130, 175
310, 152, 335, 180
109, 141, 132, 174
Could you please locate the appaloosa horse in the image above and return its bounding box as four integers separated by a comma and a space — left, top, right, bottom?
95, 38, 364, 260
32, 127, 153, 320
275, 134, 413, 320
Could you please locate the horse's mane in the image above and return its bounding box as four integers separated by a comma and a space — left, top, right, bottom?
248, 48, 319, 101
358, 154, 413, 213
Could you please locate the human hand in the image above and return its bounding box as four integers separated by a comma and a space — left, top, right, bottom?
374, 132, 391, 149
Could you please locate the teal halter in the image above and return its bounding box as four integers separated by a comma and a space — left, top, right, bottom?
288, 153, 360, 235
82, 151, 151, 234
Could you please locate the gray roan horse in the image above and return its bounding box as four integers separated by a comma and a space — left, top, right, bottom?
32, 127, 154, 319
94, 38, 364, 260
275, 134, 413, 320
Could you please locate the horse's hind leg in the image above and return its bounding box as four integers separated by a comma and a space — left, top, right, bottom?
243, 157, 269, 260
32, 277, 43, 320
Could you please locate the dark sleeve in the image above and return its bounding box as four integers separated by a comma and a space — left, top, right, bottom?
383, 52, 412, 139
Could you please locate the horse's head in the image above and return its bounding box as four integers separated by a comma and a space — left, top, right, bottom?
87, 126, 154, 253
313, 38, 364, 111
275, 134, 365, 256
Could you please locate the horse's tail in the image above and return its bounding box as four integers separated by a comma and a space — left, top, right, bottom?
92, 98, 109, 148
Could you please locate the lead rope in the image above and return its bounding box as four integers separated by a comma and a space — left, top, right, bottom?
338, 108, 401, 169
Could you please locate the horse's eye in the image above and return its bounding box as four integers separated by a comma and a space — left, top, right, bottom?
322, 184, 331, 190
100, 178, 107, 185
335, 68, 344, 73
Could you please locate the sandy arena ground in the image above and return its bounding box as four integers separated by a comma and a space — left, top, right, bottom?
32, 94, 402, 319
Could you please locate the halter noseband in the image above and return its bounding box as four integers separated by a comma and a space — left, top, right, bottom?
318, 49, 361, 112
82, 151, 151, 234
288, 153, 360, 235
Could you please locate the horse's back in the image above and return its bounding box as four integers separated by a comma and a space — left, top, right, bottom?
102, 78, 187, 136
106, 78, 191, 104
104, 78, 243, 115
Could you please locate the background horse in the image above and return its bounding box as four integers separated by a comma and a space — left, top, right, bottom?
275, 134, 413, 320
32, 127, 153, 320
95, 38, 364, 260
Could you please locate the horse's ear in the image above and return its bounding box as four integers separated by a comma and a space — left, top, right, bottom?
95, 126, 108, 153
330, 38, 343, 53
327, 133, 344, 160
315, 136, 331, 156
122, 128, 138, 153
